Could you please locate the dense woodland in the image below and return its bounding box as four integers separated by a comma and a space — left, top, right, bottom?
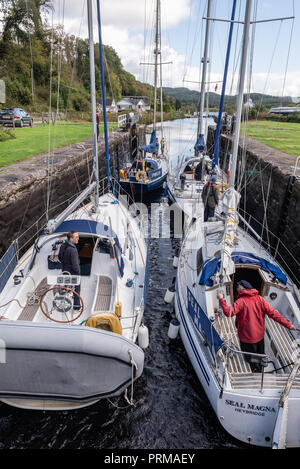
0, 0, 175, 114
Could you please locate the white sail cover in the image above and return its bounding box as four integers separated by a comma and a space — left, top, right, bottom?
219, 188, 240, 278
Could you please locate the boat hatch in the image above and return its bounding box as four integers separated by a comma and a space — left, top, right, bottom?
78, 236, 97, 276
231, 265, 265, 301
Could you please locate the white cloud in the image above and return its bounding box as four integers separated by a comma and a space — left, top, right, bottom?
47, 0, 300, 97
51, 0, 191, 32
250, 71, 300, 97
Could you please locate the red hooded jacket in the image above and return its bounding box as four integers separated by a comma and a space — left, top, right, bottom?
219, 289, 293, 344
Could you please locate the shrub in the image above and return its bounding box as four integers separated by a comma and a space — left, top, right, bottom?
0, 127, 16, 142
266, 113, 300, 123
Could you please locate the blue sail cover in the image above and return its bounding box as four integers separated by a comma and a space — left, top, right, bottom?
194, 134, 206, 152
141, 130, 157, 154
199, 251, 287, 286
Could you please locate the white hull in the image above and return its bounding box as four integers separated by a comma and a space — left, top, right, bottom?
0, 191, 148, 411
175, 218, 300, 448
175, 287, 300, 448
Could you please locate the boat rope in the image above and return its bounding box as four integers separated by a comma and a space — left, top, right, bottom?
124, 349, 138, 406
0, 298, 27, 311
106, 349, 138, 410
266, 362, 295, 374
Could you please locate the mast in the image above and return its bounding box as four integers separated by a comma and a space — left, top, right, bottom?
87, 0, 99, 207
96, 0, 111, 190
229, 0, 252, 188
196, 0, 213, 150
153, 0, 160, 131
219, 0, 253, 282
159, 0, 164, 140
212, 0, 237, 172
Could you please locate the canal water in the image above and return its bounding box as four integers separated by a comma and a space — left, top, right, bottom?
0, 118, 245, 449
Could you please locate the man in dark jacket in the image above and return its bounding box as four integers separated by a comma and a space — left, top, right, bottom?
195, 159, 203, 181
96, 112, 100, 140
202, 175, 219, 221
58, 231, 81, 311
217, 280, 295, 371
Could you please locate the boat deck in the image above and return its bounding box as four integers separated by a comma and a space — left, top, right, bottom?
215, 313, 300, 389
230, 373, 300, 390
215, 315, 252, 374
17, 278, 48, 321
94, 275, 112, 311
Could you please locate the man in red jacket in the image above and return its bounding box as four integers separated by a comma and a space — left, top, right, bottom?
217, 280, 296, 371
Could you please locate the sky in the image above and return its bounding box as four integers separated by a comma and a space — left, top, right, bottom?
48, 0, 300, 98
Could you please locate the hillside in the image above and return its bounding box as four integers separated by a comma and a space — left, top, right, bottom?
0, 1, 175, 114
162, 87, 294, 108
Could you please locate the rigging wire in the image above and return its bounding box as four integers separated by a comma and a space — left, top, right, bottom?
280, 0, 295, 105
25, 0, 35, 104
46, 7, 54, 221
65, 1, 86, 120
182, 0, 194, 83
47, 0, 65, 214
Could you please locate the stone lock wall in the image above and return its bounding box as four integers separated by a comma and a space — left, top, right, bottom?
207, 127, 300, 286
0, 125, 146, 257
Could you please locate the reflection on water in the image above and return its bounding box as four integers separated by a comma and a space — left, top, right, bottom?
0, 119, 245, 450
155, 117, 215, 169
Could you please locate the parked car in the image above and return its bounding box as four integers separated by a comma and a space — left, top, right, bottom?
0, 108, 33, 127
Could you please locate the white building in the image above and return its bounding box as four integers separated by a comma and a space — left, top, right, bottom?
268, 106, 300, 116
116, 96, 150, 113
97, 98, 118, 113
244, 97, 254, 108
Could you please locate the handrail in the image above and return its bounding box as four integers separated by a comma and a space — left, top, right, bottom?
221, 342, 269, 392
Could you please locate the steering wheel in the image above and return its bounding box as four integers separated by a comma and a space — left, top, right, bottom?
39, 286, 84, 323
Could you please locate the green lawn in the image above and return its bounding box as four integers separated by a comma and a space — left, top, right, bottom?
241, 120, 300, 157
0, 121, 117, 167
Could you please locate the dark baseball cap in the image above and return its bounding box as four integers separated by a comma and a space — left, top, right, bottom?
237, 280, 253, 290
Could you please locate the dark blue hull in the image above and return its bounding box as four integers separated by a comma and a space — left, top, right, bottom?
120, 173, 167, 196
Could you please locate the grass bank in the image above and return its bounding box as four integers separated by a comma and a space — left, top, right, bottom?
0, 121, 117, 167
241, 120, 300, 157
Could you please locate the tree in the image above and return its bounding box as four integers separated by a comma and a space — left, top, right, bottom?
175, 98, 181, 111
0, 0, 53, 43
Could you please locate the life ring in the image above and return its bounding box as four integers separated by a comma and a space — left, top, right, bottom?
86, 312, 122, 335
136, 170, 147, 182
218, 183, 229, 194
